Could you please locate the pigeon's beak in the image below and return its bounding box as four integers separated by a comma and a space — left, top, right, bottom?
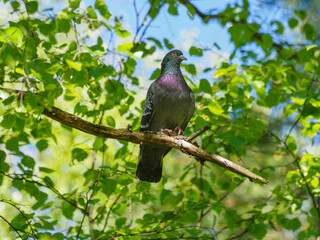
180, 55, 187, 61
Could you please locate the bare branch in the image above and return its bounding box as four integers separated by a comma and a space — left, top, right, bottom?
187, 126, 211, 141
0, 88, 268, 184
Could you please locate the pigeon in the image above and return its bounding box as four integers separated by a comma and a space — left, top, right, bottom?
136, 50, 195, 183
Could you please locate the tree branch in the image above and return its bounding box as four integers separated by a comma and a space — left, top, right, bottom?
0, 88, 268, 184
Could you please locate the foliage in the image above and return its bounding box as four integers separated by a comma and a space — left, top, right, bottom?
0, 0, 319, 239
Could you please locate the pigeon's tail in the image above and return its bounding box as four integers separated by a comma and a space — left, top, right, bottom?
136, 145, 169, 183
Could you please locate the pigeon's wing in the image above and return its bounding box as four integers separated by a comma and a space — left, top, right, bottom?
137, 82, 165, 182
140, 83, 155, 132
181, 90, 195, 130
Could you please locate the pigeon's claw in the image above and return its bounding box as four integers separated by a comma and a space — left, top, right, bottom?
174, 126, 184, 135
161, 128, 173, 135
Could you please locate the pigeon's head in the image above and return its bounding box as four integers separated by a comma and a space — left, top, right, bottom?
161, 50, 187, 69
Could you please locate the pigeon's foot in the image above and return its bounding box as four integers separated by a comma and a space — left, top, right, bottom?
161, 128, 173, 135
174, 126, 184, 135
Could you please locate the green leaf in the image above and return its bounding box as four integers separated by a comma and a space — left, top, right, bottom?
147, 37, 163, 48
61, 201, 75, 219
26, 37, 37, 59
288, 18, 298, 29
117, 42, 133, 52
115, 217, 126, 228
297, 48, 313, 63
0, 150, 10, 174
303, 23, 316, 41
105, 80, 128, 101
150, 68, 161, 80
286, 135, 297, 151
294, 10, 307, 20
199, 79, 212, 94
304, 62, 314, 72
272, 21, 284, 34
1, 113, 16, 129
214, 64, 237, 77
168, 3, 178, 15
179, 210, 198, 224
2, 95, 15, 106
6, 137, 19, 152
164, 39, 174, 50
106, 116, 116, 127
0, 27, 24, 47
101, 179, 117, 195
14, 116, 25, 132
186, 3, 196, 19
69, 0, 81, 10
183, 64, 197, 75
248, 222, 267, 239
95, 0, 111, 21
187, 191, 201, 202
11, 1, 20, 10
226, 135, 246, 148
52, 233, 65, 240
112, 203, 127, 216
26, 1, 38, 14
22, 155, 35, 168
280, 48, 295, 59
189, 46, 203, 56
56, 17, 71, 33
93, 137, 105, 151
265, 88, 281, 107
39, 167, 54, 173
36, 139, 49, 152
72, 148, 88, 162
115, 29, 131, 38
260, 34, 273, 54
1, 44, 18, 69
66, 59, 82, 71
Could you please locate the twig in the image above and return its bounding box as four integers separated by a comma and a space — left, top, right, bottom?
269, 130, 320, 219
101, 194, 121, 232
133, 0, 140, 43
187, 126, 211, 141
76, 201, 87, 240
286, 75, 315, 140
201, 180, 244, 219
227, 220, 253, 239
0, 215, 24, 239
88, 109, 105, 240
0, 88, 268, 184
1, 171, 88, 215
197, 164, 204, 229
0, 199, 37, 238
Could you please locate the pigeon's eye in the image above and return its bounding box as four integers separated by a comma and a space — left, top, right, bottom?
172, 52, 176, 55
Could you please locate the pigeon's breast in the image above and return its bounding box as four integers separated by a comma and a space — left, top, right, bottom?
150, 79, 193, 131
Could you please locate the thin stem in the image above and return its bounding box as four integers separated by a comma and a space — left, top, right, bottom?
0, 199, 37, 238
187, 126, 211, 141
0, 215, 24, 239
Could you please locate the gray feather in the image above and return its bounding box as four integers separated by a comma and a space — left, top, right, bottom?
136, 50, 195, 183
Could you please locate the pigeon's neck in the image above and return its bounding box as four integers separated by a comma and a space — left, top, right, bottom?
161, 64, 182, 76
158, 66, 187, 90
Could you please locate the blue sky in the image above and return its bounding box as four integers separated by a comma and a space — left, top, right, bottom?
106, 0, 236, 52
